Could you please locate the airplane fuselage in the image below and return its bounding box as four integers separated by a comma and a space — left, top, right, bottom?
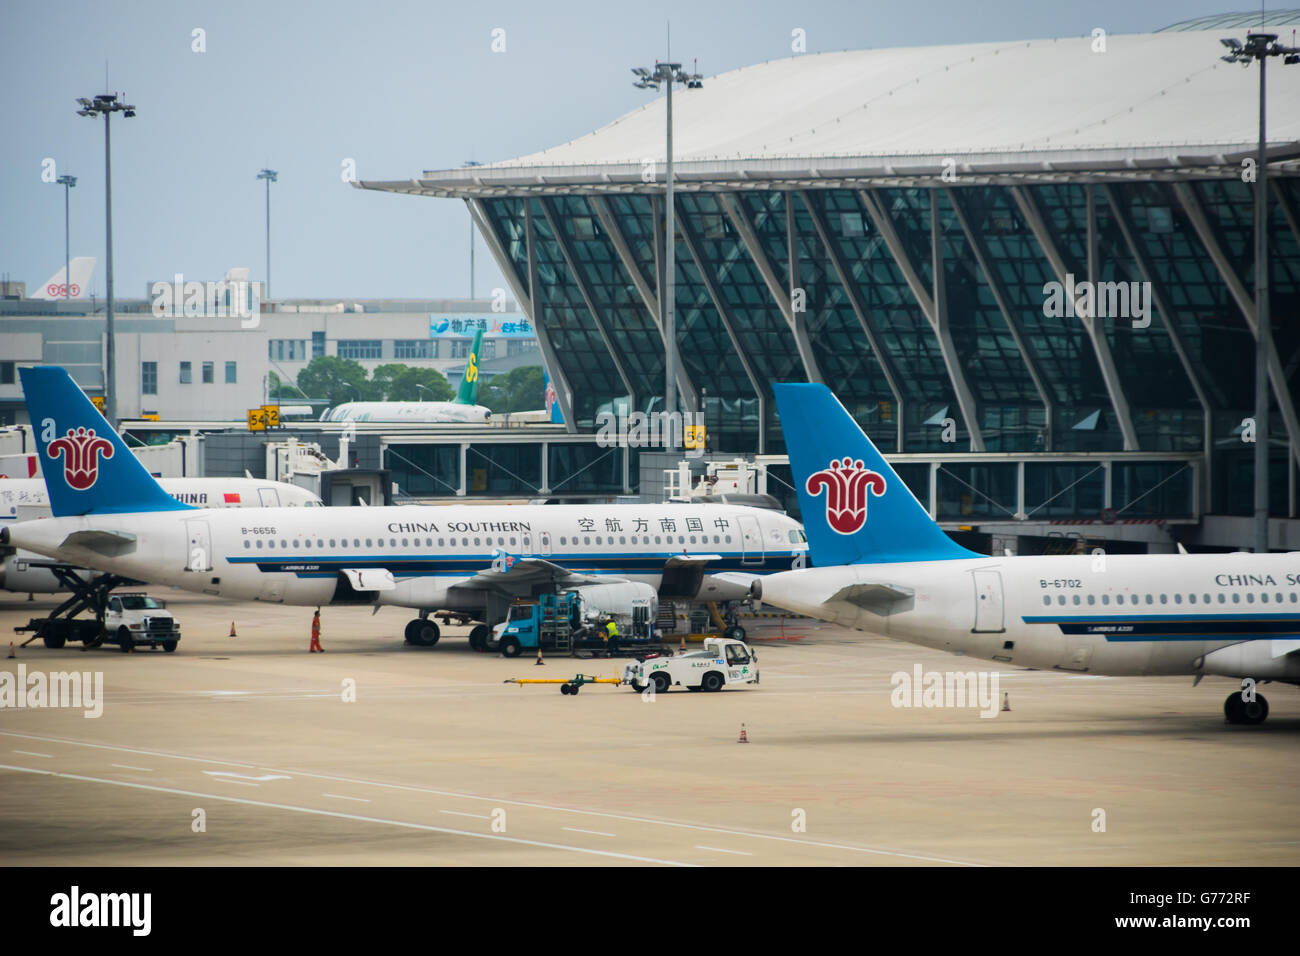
6, 503, 805, 619
759, 553, 1300, 681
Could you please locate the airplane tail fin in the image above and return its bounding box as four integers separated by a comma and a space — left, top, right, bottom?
772, 383, 977, 565
18, 366, 191, 517
456, 329, 485, 405
31, 257, 96, 300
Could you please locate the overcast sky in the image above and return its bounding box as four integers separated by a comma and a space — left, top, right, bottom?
1, 0, 1255, 301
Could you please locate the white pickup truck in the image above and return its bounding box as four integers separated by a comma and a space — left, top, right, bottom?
623, 638, 759, 694
105, 593, 181, 653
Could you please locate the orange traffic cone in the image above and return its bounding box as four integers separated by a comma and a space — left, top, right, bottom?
7, 642, 15, 659
535, 643, 544, 666
1001, 692, 1011, 712
737, 723, 749, 743
679, 629, 686, 652
229, 621, 237, 637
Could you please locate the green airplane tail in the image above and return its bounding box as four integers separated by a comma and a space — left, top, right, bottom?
456, 329, 484, 405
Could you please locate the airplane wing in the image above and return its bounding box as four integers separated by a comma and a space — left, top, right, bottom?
825, 582, 914, 615
459, 552, 626, 592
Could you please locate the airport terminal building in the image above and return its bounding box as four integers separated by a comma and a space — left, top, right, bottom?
358, 13, 1300, 547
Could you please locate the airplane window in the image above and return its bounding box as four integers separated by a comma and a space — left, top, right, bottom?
584, 536, 591, 546
1159, 594, 1167, 604
1261, 593, 1270, 604
510, 537, 517, 547
1291, 593, 1298, 603
354, 539, 360, 547
268, 541, 276, 549
1042, 596, 1050, 606
462, 538, 468, 547
1087, 594, 1095, 605
295, 540, 303, 549
1232, 593, 1241, 604
402, 538, 409, 547
1204, 594, 1211, 603
1057, 595, 1066, 605
655, 536, 662, 544
473, 538, 480, 547
1217, 593, 1225, 603
789, 530, 799, 543
1173, 593, 1182, 604
596, 536, 603, 545
425, 538, 432, 547
1275, 593, 1283, 603
1246, 593, 1255, 604
1072, 595, 1080, 605
365, 538, 372, 547
725, 536, 732, 544
244, 540, 251, 549
256, 540, 263, 549
1101, 595, 1110, 605
377, 539, 384, 548
390, 538, 398, 547
329, 539, 336, 548
559, 537, 566, 545
1189, 593, 1197, 604
1145, 594, 1153, 605
620, 536, 627, 545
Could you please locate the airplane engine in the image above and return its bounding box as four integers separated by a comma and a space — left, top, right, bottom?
0, 553, 92, 594
1201, 641, 1300, 681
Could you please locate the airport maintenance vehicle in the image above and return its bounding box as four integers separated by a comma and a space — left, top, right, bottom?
489, 583, 668, 658
623, 637, 759, 694
15, 568, 181, 653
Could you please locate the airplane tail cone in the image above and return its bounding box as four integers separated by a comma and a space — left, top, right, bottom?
1001, 692, 1011, 713
737, 723, 749, 743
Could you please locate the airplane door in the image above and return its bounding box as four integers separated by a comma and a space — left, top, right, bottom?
971, 569, 1004, 633
258, 487, 280, 507
522, 533, 533, 556
538, 531, 552, 557
185, 520, 213, 572
737, 515, 763, 566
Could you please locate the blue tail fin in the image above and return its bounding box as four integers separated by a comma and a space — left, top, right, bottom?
773, 383, 977, 565
19, 366, 192, 517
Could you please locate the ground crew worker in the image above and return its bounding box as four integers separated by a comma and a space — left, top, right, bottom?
310, 608, 324, 653
604, 617, 619, 655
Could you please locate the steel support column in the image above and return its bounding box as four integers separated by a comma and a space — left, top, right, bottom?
801, 190, 906, 451
1172, 181, 1300, 470
517, 199, 577, 431
1010, 185, 1140, 450
539, 198, 637, 407
588, 195, 698, 410
947, 188, 1055, 447
859, 188, 985, 451
717, 192, 823, 383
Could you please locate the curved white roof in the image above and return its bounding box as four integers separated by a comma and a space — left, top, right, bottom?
357, 22, 1300, 197
497, 28, 1300, 169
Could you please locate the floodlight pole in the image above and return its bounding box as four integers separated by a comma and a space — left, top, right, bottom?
664, 72, 677, 433
258, 169, 278, 300
1254, 53, 1270, 555
1220, 33, 1299, 552
56, 175, 76, 299
77, 93, 135, 427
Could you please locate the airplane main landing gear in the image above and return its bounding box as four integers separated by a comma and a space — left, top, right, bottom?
1224, 690, 1269, 726
404, 618, 440, 646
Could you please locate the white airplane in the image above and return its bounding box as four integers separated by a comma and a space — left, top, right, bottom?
752, 383, 1300, 726
30, 257, 96, 300
320, 329, 493, 424
0, 476, 320, 593
3, 367, 807, 648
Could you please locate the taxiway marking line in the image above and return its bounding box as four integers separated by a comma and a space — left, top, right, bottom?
13, 750, 52, 759
322, 793, 371, 803
0, 729, 986, 866
0, 763, 693, 866
563, 827, 615, 837
440, 810, 490, 819
695, 845, 753, 856
111, 764, 153, 772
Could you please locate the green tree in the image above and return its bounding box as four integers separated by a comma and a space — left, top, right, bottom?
370, 364, 455, 402
296, 356, 372, 407
479, 365, 545, 414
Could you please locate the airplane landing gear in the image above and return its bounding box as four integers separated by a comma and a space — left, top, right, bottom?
404, 618, 440, 646
1224, 690, 1269, 726
467, 624, 491, 652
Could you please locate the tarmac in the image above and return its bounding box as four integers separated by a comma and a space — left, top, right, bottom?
1, 590, 1297, 866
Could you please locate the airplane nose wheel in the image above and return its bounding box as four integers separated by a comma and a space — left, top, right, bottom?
1224, 691, 1269, 726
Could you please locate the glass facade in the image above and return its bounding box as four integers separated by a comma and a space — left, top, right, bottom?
477, 179, 1299, 515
